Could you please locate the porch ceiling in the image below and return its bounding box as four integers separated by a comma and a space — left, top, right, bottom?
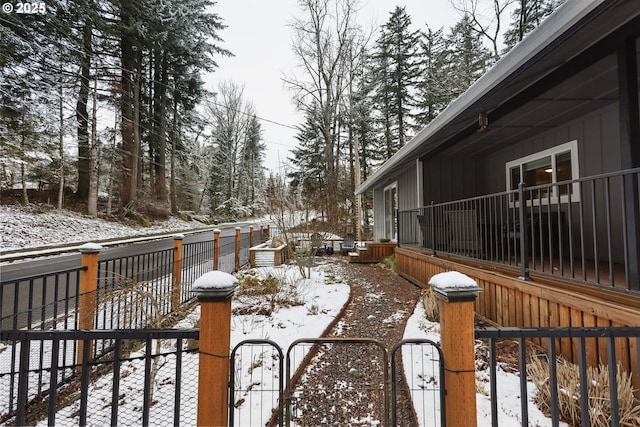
445, 49, 636, 157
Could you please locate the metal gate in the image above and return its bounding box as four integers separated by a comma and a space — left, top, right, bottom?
229, 338, 444, 426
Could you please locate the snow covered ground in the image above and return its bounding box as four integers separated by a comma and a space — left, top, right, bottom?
0, 204, 560, 426
0, 205, 214, 252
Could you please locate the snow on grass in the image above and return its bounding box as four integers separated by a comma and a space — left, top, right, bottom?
0, 205, 210, 251
22, 261, 350, 426
403, 299, 568, 427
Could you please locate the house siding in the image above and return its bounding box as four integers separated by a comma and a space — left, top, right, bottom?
372, 165, 418, 241
416, 104, 627, 261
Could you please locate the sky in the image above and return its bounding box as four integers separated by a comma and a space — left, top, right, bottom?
207, 1, 461, 174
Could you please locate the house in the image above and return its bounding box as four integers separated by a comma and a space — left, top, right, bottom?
356, 0, 640, 382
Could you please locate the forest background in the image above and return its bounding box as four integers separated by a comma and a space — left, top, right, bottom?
0, 0, 563, 234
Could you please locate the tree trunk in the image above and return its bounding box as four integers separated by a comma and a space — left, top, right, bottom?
154, 53, 168, 206
120, 30, 137, 211
88, 78, 98, 217
58, 75, 64, 210
76, 19, 91, 200
169, 96, 178, 214
20, 129, 28, 205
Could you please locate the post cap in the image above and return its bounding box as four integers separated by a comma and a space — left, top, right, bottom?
192, 271, 239, 301
213, 229, 221, 234
428, 271, 483, 302
78, 243, 103, 254
173, 234, 185, 240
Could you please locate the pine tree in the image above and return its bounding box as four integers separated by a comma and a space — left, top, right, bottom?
415, 26, 450, 127
444, 15, 493, 99
370, 6, 422, 156
503, 0, 564, 51
288, 109, 327, 216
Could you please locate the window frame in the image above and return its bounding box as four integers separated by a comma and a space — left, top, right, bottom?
505, 140, 580, 206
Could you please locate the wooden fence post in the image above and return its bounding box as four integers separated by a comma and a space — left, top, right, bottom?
213, 229, 220, 271
172, 234, 184, 310
260, 225, 264, 242
266, 224, 271, 240
77, 243, 102, 367
234, 227, 241, 272
193, 271, 239, 427
249, 225, 254, 248
429, 271, 483, 427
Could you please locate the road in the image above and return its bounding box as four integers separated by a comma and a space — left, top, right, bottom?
0, 222, 272, 329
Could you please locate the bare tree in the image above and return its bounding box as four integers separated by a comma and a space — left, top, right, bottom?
284, 0, 363, 227
451, 0, 514, 60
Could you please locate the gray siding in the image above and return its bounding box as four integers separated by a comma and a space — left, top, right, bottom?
480, 104, 620, 195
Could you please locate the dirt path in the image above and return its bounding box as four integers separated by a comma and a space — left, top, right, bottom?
288, 257, 423, 426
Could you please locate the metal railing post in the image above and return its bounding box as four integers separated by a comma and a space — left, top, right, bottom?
518, 182, 530, 280
430, 201, 436, 256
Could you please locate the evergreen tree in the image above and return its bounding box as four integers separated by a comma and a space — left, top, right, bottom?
444, 15, 493, 99
287, 109, 327, 215
370, 6, 422, 156
503, 0, 564, 51
415, 26, 450, 127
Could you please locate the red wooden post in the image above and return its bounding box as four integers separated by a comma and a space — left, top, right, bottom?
213, 229, 220, 271
429, 271, 483, 427
234, 227, 241, 272
193, 271, 239, 427
172, 234, 183, 310
77, 243, 101, 367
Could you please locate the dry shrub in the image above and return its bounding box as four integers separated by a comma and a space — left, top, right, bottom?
528, 357, 640, 426
422, 287, 439, 322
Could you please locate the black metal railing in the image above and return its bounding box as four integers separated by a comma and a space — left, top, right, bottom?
0, 328, 199, 426
0, 267, 83, 331
1, 227, 271, 334
476, 326, 640, 427
399, 168, 640, 293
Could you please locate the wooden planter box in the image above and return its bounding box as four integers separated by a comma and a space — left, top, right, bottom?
249, 242, 287, 267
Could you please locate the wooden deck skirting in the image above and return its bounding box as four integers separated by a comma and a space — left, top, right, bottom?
348, 242, 397, 263
395, 246, 640, 389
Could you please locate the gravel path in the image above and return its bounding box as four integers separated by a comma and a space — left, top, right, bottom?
288, 257, 423, 426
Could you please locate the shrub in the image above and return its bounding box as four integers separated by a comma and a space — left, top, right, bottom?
528, 357, 640, 426
422, 287, 439, 322
381, 254, 396, 270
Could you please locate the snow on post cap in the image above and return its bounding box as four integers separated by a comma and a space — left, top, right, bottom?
429, 271, 481, 292
78, 243, 103, 253
172, 234, 185, 240
192, 271, 239, 300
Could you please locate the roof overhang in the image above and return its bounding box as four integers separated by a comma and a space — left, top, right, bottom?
356, 0, 640, 194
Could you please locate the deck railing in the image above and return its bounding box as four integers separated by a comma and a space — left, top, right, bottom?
398, 168, 640, 293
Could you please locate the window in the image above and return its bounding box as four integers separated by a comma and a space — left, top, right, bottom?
506, 140, 579, 204
383, 183, 397, 241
